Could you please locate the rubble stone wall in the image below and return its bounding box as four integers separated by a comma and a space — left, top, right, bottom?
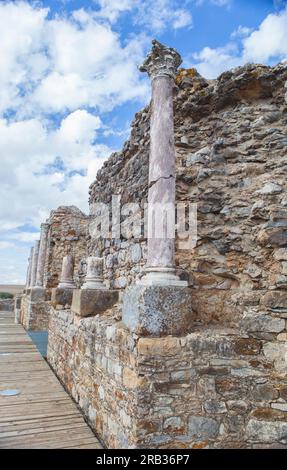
48, 303, 287, 449
89, 62, 287, 327
44, 206, 90, 289
20, 290, 51, 330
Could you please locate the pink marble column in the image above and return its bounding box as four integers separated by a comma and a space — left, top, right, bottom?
35, 223, 49, 287
25, 247, 33, 289
58, 255, 76, 289
30, 241, 40, 287
139, 40, 185, 286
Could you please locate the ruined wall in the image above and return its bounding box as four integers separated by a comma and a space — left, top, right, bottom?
20, 289, 51, 330
44, 206, 90, 289
89, 62, 287, 327
0, 299, 14, 311
48, 304, 287, 449
48, 62, 287, 449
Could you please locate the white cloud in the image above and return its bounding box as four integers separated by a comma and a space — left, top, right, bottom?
243, 8, 287, 63
192, 6, 287, 78
231, 25, 253, 39
7, 232, 40, 243
93, 0, 193, 32
0, 242, 16, 250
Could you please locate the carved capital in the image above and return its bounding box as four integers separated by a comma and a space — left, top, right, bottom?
139, 40, 182, 80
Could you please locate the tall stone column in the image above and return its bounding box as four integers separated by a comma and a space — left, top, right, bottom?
139, 40, 184, 286
58, 255, 76, 288
25, 247, 33, 289
122, 41, 192, 336
35, 223, 49, 287
30, 241, 40, 287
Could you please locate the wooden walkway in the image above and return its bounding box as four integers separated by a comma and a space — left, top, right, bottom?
0, 311, 102, 449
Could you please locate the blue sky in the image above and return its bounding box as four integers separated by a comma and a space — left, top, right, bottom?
0, 0, 286, 284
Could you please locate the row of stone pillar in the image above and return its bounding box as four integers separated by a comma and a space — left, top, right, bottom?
25, 223, 49, 289
57, 255, 105, 290
24, 40, 193, 336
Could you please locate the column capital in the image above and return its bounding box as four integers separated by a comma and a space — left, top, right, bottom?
139, 39, 182, 80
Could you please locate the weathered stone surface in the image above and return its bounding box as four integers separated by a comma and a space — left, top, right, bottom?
71, 288, 119, 317
188, 416, 219, 439
246, 419, 287, 443
262, 291, 287, 311
253, 384, 279, 401
122, 285, 193, 336
51, 287, 74, 308
240, 314, 285, 333
137, 337, 181, 356
29, 287, 47, 302
263, 342, 287, 371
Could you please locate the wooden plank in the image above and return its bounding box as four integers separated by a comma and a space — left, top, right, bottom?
0, 310, 102, 449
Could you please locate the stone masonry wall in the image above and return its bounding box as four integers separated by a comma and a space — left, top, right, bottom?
48, 303, 287, 448
44, 206, 90, 289
89, 62, 287, 327
20, 290, 51, 330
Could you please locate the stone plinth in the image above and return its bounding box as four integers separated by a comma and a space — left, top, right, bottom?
20, 289, 51, 331
122, 285, 193, 336
29, 287, 47, 302
71, 289, 119, 318
51, 287, 74, 309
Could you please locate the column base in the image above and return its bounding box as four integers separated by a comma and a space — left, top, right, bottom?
58, 282, 76, 289
71, 289, 119, 318
122, 284, 193, 337
82, 278, 107, 290
139, 267, 188, 287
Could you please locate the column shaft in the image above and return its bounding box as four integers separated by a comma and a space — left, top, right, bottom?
30, 241, 40, 287
36, 223, 49, 287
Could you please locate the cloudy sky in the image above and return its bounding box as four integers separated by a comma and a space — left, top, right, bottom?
0, 0, 286, 284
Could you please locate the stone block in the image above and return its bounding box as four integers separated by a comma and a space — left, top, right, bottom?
122, 285, 193, 336
71, 289, 119, 317
137, 336, 181, 356
29, 287, 47, 302
262, 291, 287, 311
240, 314, 285, 333
246, 419, 287, 443
51, 287, 74, 308
188, 416, 219, 439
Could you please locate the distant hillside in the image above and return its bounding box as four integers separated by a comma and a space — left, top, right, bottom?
0, 285, 24, 295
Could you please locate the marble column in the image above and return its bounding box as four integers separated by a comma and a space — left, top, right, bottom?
82, 257, 107, 290
25, 247, 33, 289
35, 223, 49, 288
122, 41, 192, 336
58, 255, 76, 288
30, 241, 40, 287
139, 40, 184, 286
